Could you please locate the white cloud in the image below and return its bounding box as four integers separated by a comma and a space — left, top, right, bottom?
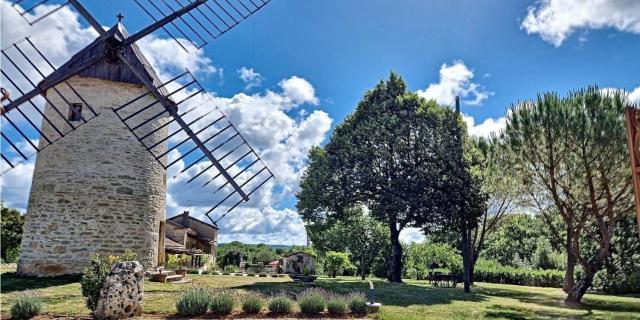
601, 86, 640, 105
399, 228, 425, 244
138, 35, 216, 78
462, 114, 506, 138
237, 67, 264, 90
630, 86, 640, 104
521, 0, 640, 47
417, 60, 491, 106
279, 76, 319, 106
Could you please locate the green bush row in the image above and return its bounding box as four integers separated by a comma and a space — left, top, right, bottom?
474, 265, 564, 288
175, 288, 371, 316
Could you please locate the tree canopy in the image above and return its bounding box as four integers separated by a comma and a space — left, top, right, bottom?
297, 72, 483, 282
501, 87, 633, 303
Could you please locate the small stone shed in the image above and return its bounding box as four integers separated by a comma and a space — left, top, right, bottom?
160, 211, 218, 268
280, 252, 316, 275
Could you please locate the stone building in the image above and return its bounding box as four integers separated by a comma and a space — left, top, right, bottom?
280, 252, 316, 275
18, 24, 168, 276
162, 211, 218, 268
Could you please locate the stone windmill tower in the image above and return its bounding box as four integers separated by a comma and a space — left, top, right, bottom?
1, 0, 273, 276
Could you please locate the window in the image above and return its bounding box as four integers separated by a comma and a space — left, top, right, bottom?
68, 103, 82, 121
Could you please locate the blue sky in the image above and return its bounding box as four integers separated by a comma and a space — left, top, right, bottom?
2, 0, 640, 244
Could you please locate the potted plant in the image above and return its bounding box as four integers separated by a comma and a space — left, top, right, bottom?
168, 254, 190, 276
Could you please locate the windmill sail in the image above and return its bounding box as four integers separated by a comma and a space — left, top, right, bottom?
1, 37, 99, 171
2, 0, 275, 220
113, 70, 274, 223
131, 0, 271, 52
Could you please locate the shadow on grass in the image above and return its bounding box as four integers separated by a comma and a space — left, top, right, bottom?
479, 286, 640, 315
0, 272, 81, 293
236, 277, 488, 307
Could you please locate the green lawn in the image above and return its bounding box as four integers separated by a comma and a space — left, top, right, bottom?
1, 269, 638, 319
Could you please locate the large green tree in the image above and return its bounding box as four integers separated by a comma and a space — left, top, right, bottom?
303, 206, 390, 280
298, 73, 480, 282
502, 87, 633, 303
1, 204, 24, 262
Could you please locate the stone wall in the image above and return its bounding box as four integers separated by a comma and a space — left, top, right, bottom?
17, 76, 168, 276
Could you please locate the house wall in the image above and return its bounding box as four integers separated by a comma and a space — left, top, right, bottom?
282, 253, 316, 275
165, 224, 187, 245
17, 76, 168, 276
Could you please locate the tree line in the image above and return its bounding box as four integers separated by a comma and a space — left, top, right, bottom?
296, 72, 639, 304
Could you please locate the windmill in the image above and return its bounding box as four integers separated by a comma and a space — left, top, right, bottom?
1, 0, 274, 276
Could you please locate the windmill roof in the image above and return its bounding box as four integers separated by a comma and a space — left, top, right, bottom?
40, 23, 168, 94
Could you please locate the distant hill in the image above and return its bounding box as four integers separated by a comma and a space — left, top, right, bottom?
218, 243, 294, 251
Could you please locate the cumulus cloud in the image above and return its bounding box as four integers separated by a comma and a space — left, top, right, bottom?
279, 76, 319, 106
237, 67, 264, 90
399, 228, 425, 244
629, 86, 640, 104
138, 35, 216, 78
417, 61, 491, 106
462, 114, 507, 138
521, 0, 640, 47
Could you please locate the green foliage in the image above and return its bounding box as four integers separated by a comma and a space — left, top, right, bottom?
532, 238, 555, 270
10, 295, 42, 319
167, 254, 189, 269
327, 297, 348, 315
268, 296, 293, 315
254, 249, 277, 263
297, 72, 483, 282
175, 288, 211, 316
502, 87, 633, 302
1, 205, 24, 262
241, 295, 263, 314
210, 292, 235, 315
325, 251, 352, 277
474, 260, 564, 288
223, 264, 239, 273
80, 250, 138, 311
298, 290, 325, 315
348, 295, 369, 315
217, 241, 280, 268
593, 213, 640, 294
483, 214, 548, 267
404, 242, 461, 279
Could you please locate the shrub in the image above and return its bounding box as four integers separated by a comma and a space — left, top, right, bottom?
223, 265, 239, 273
348, 294, 368, 315
268, 296, 293, 315
235, 273, 243, 276
175, 288, 210, 316
473, 263, 564, 288
298, 289, 325, 315
81, 250, 137, 311
247, 272, 256, 277
258, 272, 268, 277
210, 292, 235, 315
327, 297, 348, 316
10, 296, 42, 319
242, 295, 263, 314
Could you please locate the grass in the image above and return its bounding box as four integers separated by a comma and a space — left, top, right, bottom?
1, 266, 639, 319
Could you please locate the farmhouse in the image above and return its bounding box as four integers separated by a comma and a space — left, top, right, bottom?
162, 211, 218, 268
280, 251, 316, 275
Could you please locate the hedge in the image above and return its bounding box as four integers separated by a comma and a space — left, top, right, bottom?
474, 265, 564, 288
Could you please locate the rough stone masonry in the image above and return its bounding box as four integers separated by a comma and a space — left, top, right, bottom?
17, 76, 168, 276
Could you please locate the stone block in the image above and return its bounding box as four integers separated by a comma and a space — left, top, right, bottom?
94, 261, 144, 320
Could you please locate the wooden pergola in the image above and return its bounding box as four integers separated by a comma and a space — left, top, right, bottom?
623, 107, 640, 238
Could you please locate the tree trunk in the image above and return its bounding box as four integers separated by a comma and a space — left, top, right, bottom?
360, 257, 366, 280
461, 225, 472, 293
563, 228, 576, 293
565, 265, 597, 305
389, 223, 403, 283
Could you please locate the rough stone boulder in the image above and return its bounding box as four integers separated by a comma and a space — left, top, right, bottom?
94, 261, 144, 319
